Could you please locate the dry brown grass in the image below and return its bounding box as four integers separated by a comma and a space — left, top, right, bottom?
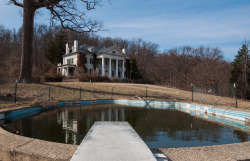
0, 82, 250, 112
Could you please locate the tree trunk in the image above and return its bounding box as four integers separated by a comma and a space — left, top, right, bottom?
19, 0, 35, 83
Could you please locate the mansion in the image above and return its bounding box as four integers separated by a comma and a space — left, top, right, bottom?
57, 40, 129, 79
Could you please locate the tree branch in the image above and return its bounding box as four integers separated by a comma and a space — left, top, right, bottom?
46, 0, 103, 33
10, 0, 23, 7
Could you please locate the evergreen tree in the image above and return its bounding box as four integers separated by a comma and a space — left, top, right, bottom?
230, 43, 250, 98
130, 56, 141, 79
46, 30, 67, 65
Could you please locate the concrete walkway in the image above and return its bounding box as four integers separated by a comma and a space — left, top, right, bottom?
71, 121, 156, 161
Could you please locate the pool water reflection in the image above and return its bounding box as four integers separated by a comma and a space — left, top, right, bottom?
3, 104, 250, 148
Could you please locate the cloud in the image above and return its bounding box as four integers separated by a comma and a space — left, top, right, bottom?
0, 0, 249, 61
99, 2, 250, 61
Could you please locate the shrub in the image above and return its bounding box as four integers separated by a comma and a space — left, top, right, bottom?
32, 75, 41, 83
79, 73, 91, 82
41, 72, 63, 82
98, 75, 110, 82
67, 75, 77, 79
78, 73, 111, 82
111, 77, 121, 82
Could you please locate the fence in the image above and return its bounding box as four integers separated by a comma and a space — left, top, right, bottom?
0, 81, 247, 110
0, 82, 165, 109
192, 83, 237, 109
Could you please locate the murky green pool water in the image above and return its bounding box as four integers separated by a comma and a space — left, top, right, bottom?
3, 104, 250, 148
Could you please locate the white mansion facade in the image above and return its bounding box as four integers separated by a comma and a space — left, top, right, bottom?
57, 40, 129, 79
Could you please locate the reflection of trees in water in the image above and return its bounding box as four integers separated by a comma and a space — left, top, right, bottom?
126, 108, 224, 143
4, 105, 250, 146
233, 130, 249, 142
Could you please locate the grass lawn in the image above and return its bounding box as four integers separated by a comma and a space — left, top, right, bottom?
0, 82, 250, 112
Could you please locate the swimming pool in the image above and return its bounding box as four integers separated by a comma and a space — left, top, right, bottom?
3, 104, 250, 148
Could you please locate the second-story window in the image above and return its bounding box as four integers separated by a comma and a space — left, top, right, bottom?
67, 58, 74, 64
85, 58, 87, 64
90, 58, 92, 64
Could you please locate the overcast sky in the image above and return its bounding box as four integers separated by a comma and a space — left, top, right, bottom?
1, 0, 250, 61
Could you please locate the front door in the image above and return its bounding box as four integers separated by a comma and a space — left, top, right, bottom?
69, 68, 74, 76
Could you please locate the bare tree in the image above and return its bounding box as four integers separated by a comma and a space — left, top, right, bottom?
175, 46, 197, 88
193, 47, 230, 88
9, 0, 103, 83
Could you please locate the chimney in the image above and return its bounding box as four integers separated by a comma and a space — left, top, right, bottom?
74, 40, 78, 52
122, 48, 126, 54
88, 46, 94, 53
66, 43, 69, 54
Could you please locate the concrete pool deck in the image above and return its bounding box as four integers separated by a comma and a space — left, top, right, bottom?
0, 127, 78, 161
71, 121, 156, 161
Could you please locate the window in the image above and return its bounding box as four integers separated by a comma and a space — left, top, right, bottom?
90, 58, 92, 64
67, 58, 74, 64
112, 51, 116, 54
85, 58, 87, 64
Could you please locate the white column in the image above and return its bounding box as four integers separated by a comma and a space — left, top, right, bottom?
66, 67, 69, 76
116, 59, 118, 77
109, 58, 112, 78
121, 108, 125, 121
102, 57, 105, 76
101, 111, 104, 121
75, 67, 77, 75
108, 108, 111, 121
122, 60, 125, 79
115, 109, 118, 121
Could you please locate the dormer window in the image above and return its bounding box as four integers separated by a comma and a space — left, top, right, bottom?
112, 51, 116, 54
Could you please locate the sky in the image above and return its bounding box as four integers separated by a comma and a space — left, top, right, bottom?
0, 0, 250, 61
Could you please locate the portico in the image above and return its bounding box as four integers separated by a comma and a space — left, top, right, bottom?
98, 55, 125, 79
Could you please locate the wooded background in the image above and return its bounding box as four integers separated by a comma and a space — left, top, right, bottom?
1, 24, 249, 99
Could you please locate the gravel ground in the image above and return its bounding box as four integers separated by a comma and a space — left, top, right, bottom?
156, 142, 250, 161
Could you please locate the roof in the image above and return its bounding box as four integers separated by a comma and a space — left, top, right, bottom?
78, 44, 103, 54
63, 44, 126, 57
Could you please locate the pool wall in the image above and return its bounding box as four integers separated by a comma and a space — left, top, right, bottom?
175, 102, 250, 122
0, 113, 4, 120
58, 99, 176, 109
175, 102, 250, 131
2, 106, 43, 122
